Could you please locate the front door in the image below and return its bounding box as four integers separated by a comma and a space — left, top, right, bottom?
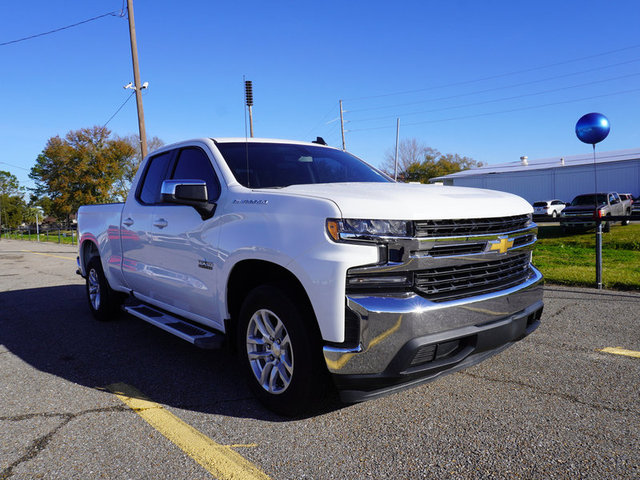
141, 146, 224, 329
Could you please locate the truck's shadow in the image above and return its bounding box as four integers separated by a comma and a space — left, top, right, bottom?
0, 284, 343, 421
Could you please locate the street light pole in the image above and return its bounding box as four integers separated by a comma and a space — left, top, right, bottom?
126, 0, 148, 159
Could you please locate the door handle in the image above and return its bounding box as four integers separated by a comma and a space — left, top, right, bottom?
123, 217, 134, 227
153, 218, 168, 229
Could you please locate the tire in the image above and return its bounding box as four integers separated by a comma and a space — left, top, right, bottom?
551, 211, 557, 218
86, 256, 122, 321
603, 220, 611, 233
622, 210, 630, 226
236, 284, 326, 416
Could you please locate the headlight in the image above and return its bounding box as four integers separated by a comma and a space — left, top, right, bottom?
327, 218, 410, 242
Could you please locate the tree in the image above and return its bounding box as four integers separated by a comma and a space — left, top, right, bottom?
29, 194, 53, 219
382, 138, 483, 183
403, 153, 484, 183
29, 127, 136, 221
0, 170, 22, 197
381, 139, 439, 178
0, 170, 27, 229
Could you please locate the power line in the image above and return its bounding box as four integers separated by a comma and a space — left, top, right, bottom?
347, 58, 640, 114
344, 43, 640, 102
304, 104, 340, 139
0, 10, 123, 47
350, 72, 640, 124
0, 161, 30, 171
103, 91, 136, 128
348, 87, 640, 133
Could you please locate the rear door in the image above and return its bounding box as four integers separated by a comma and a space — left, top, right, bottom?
120, 149, 175, 295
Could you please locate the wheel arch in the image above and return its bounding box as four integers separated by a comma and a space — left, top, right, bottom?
79, 239, 100, 274
225, 259, 320, 347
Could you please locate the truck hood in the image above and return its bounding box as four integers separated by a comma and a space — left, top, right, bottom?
266, 183, 532, 220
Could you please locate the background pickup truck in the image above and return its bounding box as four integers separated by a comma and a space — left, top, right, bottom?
77, 137, 543, 415
560, 192, 631, 232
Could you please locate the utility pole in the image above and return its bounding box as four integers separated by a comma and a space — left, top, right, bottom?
394, 118, 400, 181
339, 100, 346, 151
127, 0, 148, 159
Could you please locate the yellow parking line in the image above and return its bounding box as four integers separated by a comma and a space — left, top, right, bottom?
21, 249, 75, 261
108, 383, 271, 480
598, 347, 640, 359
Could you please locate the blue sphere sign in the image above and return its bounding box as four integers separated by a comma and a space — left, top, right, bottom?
575, 112, 610, 145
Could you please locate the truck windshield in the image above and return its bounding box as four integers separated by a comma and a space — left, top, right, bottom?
571, 194, 607, 206
215, 142, 391, 188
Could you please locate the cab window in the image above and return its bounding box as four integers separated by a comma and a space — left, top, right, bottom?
172, 147, 221, 202
138, 150, 173, 205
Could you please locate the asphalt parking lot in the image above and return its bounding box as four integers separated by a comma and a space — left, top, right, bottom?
1, 239, 639, 479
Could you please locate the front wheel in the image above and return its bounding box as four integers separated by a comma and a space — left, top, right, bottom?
237, 284, 326, 416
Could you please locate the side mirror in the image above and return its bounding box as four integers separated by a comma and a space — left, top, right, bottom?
161, 179, 216, 219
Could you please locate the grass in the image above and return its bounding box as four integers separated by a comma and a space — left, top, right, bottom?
533, 223, 640, 290
2, 231, 77, 245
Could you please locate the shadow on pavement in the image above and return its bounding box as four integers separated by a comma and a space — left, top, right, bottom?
0, 284, 343, 421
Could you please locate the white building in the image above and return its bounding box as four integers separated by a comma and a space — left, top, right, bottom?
431, 148, 640, 204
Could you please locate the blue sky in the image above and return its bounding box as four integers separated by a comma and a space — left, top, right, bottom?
2, 0, 640, 191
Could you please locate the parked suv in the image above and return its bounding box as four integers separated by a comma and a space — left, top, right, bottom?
532, 200, 565, 219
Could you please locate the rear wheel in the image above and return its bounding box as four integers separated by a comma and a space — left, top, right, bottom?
237, 284, 326, 416
622, 210, 631, 226
86, 257, 122, 321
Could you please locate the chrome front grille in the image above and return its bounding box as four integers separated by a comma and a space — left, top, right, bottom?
347, 214, 538, 303
414, 253, 532, 302
414, 214, 530, 238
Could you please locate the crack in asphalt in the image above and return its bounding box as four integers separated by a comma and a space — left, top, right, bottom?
0, 405, 128, 480
544, 302, 579, 320
461, 370, 639, 416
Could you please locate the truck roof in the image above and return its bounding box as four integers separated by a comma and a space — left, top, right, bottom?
210, 137, 334, 147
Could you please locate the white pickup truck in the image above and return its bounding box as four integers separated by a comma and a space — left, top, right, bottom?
77, 137, 543, 414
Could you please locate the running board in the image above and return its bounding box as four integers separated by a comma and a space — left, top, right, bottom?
123, 304, 224, 349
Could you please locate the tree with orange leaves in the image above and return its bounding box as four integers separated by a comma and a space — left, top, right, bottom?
30, 126, 135, 222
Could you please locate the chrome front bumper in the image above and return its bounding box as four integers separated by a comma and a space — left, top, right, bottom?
323, 266, 544, 400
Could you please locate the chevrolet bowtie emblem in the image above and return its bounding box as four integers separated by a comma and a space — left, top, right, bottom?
489, 237, 514, 254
